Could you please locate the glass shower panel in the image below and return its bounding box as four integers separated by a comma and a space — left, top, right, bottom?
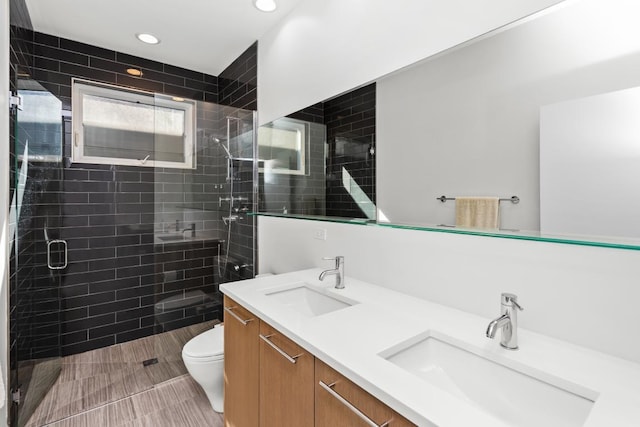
11, 79, 63, 427
150, 95, 256, 385
8, 75, 257, 425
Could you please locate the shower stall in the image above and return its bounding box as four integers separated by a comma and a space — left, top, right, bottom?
9, 76, 257, 426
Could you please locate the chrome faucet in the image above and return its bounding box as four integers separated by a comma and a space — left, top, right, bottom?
319, 256, 344, 289
486, 293, 523, 350
181, 223, 196, 238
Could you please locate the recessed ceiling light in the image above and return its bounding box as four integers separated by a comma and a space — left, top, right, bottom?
136, 33, 160, 45
254, 0, 277, 12
126, 68, 143, 77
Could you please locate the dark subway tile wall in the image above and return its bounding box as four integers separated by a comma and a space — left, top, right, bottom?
30, 31, 218, 110
287, 102, 325, 125
219, 42, 257, 110
9, 29, 258, 357
10, 16, 62, 427
53, 115, 229, 356
324, 83, 376, 218
10, 21, 64, 362
218, 42, 258, 281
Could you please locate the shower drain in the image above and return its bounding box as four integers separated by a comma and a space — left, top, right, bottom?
142, 357, 159, 367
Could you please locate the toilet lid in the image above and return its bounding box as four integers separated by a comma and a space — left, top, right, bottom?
183, 326, 224, 358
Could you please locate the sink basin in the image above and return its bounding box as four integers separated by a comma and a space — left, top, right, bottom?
265, 284, 356, 317
380, 332, 597, 427
157, 234, 185, 241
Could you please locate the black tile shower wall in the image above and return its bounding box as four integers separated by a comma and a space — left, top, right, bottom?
287, 102, 325, 125
9, 21, 25, 427
56, 124, 225, 355
324, 83, 376, 218
218, 42, 258, 280
30, 31, 219, 110
9, 22, 33, 423
219, 42, 257, 111
10, 22, 64, 361
19, 31, 258, 356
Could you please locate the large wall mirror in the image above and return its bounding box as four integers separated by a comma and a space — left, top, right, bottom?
258, 0, 640, 249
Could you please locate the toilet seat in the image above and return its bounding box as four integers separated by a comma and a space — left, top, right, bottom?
182, 325, 224, 361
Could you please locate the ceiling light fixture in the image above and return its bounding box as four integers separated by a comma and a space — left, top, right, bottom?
254, 0, 277, 12
126, 68, 143, 77
136, 33, 160, 45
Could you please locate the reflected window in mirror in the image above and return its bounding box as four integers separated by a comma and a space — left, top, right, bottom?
258, 83, 377, 220
259, 117, 309, 176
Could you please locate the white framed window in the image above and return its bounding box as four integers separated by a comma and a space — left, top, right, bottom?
258, 117, 309, 175
72, 79, 196, 169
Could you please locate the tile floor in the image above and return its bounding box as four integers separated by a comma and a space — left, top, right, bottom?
23, 321, 221, 427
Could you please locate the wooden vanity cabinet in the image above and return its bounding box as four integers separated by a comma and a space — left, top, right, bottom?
223, 295, 260, 427
223, 297, 415, 427
259, 321, 315, 427
315, 359, 415, 427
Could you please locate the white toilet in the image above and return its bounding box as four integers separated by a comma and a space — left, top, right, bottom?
182, 324, 225, 412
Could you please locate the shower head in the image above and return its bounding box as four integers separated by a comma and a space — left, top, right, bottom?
212, 136, 233, 159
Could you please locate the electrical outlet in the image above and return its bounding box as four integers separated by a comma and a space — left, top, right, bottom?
313, 228, 327, 240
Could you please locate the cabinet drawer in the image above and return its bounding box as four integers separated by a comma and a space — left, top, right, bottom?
315, 359, 415, 427
223, 295, 259, 427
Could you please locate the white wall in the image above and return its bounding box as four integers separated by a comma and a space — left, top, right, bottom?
377, 0, 640, 231
258, 216, 640, 364
1, 0, 10, 422
540, 86, 640, 238
257, 0, 565, 125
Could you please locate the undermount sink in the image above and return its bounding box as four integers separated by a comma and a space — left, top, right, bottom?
156, 233, 185, 241
265, 284, 356, 317
380, 332, 597, 427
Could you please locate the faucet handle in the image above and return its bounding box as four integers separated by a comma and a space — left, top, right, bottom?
501, 293, 524, 311
322, 256, 344, 267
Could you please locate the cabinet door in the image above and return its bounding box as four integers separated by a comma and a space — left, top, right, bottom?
259, 322, 314, 427
315, 359, 415, 427
224, 296, 260, 427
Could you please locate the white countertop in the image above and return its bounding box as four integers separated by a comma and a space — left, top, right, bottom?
220, 269, 640, 427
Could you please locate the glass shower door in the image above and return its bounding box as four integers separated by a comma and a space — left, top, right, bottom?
150, 96, 257, 383
10, 79, 64, 427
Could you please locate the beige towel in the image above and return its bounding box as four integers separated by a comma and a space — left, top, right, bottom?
455, 197, 500, 229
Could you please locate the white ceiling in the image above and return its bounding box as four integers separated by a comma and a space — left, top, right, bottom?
25, 0, 305, 76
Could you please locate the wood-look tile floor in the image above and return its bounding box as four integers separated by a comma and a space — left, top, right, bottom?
25, 321, 221, 427
46, 375, 223, 427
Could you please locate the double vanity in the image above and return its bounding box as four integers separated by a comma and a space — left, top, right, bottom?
220, 268, 640, 426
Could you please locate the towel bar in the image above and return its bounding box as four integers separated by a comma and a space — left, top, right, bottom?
436, 195, 520, 204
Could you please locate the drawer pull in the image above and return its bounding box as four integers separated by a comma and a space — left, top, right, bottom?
319, 381, 391, 427
259, 333, 303, 364
224, 306, 254, 326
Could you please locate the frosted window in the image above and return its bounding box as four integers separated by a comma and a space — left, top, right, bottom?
72, 81, 194, 169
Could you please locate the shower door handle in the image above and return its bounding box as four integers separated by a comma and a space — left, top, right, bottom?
47, 239, 68, 270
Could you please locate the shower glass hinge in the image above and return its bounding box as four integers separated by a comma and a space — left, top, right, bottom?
9, 91, 23, 111
12, 387, 21, 405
